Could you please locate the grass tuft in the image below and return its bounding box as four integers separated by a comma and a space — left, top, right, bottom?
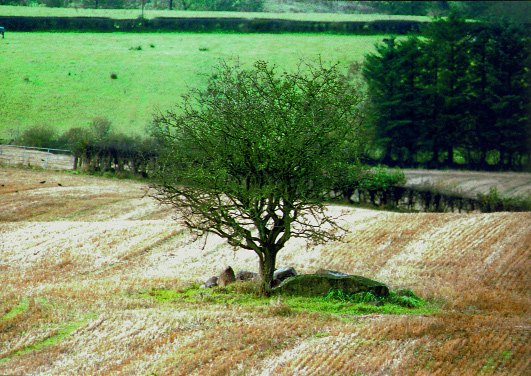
323, 288, 424, 309
264, 296, 293, 317
138, 285, 432, 317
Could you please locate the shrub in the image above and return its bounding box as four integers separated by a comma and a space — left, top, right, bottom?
89, 117, 112, 139
477, 187, 503, 212
325, 288, 424, 308
477, 186, 531, 212
357, 166, 406, 207
333, 165, 406, 207
200, 0, 265, 12
332, 163, 367, 203
16, 125, 60, 149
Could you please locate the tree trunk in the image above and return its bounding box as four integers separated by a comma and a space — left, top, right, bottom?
447, 147, 455, 167
258, 250, 277, 296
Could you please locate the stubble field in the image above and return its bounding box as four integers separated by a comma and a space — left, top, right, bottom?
1, 165, 530, 375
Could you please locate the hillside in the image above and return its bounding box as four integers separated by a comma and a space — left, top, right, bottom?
0, 32, 382, 141
1, 166, 530, 375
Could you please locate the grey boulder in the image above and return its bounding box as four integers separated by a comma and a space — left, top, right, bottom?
273, 273, 389, 298
272, 267, 297, 287
218, 266, 236, 287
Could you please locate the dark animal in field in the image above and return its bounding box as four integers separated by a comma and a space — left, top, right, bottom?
40, 181, 46, 184
0, 27, 4, 39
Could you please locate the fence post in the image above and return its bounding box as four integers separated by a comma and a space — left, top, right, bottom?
1, 145, 74, 170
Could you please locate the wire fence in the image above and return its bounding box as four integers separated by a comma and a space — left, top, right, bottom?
0, 144, 75, 170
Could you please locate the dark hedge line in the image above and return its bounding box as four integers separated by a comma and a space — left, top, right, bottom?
0, 15, 427, 34
345, 185, 531, 213
12, 121, 528, 212
330, 165, 530, 213
349, 185, 478, 213
10, 119, 159, 178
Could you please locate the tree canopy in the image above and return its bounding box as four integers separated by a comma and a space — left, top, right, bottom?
363, 14, 530, 170
150, 59, 368, 294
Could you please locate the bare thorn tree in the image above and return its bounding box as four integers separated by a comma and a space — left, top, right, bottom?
150, 58, 368, 295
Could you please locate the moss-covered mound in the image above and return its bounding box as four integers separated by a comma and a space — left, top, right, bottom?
273, 273, 389, 298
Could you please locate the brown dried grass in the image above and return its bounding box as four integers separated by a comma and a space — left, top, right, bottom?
1, 166, 530, 375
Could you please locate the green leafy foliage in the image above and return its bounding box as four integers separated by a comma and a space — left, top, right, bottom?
477, 186, 531, 212
16, 126, 61, 150
324, 288, 423, 309
358, 166, 406, 191
54, 118, 158, 176
357, 166, 406, 207
150, 58, 368, 294
363, 14, 530, 170
140, 284, 430, 316
334, 165, 405, 207
325, 289, 378, 303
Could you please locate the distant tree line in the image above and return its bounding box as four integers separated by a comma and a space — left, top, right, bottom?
0, 0, 264, 12
11, 118, 158, 177
4, 0, 529, 25
363, 14, 530, 171
0, 15, 426, 34
368, 1, 531, 24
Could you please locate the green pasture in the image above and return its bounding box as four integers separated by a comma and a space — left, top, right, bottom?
0, 32, 387, 140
